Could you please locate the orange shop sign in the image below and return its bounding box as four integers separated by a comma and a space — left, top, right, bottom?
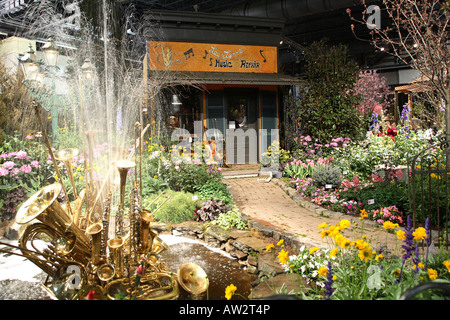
148, 41, 277, 73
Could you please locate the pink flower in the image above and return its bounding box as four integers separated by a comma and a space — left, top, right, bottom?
305, 135, 312, 142
0, 167, 8, 176
15, 151, 27, 159
3, 161, 15, 170
26, 135, 33, 139
31, 160, 40, 168
0, 154, 7, 159
135, 265, 144, 276
20, 164, 32, 173
9, 168, 19, 176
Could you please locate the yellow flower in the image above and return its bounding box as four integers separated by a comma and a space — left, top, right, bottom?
340, 238, 352, 249
427, 268, 438, 280
375, 254, 384, 261
265, 244, 274, 252
330, 248, 339, 258
154, 175, 158, 179
278, 249, 289, 264
318, 266, 328, 278
418, 262, 425, 269
339, 219, 351, 230
332, 275, 337, 281
382, 221, 398, 230
412, 227, 427, 241
360, 209, 368, 220
225, 284, 237, 300
309, 247, 319, 255
396, 230, 406, 240
318, 222, 328, 229
358, 244, 373, 262
443, 261, 450, 272
276, 239, 284, 246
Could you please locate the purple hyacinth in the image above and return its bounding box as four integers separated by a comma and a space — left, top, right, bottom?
412, 244, 421, 275
324, 260, 334, 300
424, 217, 431, 269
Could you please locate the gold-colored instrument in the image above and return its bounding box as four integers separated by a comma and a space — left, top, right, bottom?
177, 263, 209, 295
7, 97, 211, 301
86, 222, 103, 266
113, 160, 135, 237
16, 183, 91, 267
55, 148, 79, 199
107, 237, 124, 278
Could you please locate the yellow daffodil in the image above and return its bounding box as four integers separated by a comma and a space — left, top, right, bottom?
309, 247, 319, 255
277, 239, 284, 246
265, 244, 274, 252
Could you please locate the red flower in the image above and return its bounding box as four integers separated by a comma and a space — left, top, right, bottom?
86, 290, 95, 300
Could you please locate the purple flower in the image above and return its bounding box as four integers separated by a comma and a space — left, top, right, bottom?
324, 261, 334, 300
398, 216, 414, 282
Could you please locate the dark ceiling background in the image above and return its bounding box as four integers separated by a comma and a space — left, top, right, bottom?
0, 0, 404, 77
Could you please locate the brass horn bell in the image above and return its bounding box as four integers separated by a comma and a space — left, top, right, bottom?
177, 263, 209, 295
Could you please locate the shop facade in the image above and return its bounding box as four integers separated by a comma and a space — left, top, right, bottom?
143, 11, 301, 164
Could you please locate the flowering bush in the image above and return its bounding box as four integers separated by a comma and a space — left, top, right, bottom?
277, 216, 450, 300
371, 205, 404, 225
291, 135, 351, 161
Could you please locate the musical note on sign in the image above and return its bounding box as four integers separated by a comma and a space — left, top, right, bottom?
202, 50, 208, 59
259, 50, 266, 63
184, 48, 194, 60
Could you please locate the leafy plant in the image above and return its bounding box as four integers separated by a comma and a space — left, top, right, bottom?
144, 190, 199, 224
210, 207, 248, 230
194, 181, 233, 205
312, 164, 343, 188
194, 199, 231, 222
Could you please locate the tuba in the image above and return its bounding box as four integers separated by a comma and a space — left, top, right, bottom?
15, 183, 91, 274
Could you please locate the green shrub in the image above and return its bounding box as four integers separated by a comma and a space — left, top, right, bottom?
312, 164, 343, 188
143, 190, 199, 224
210, 207, 248, 230
194, 181, 233, 205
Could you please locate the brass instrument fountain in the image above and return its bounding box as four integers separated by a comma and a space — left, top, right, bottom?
0, 117, 210, 300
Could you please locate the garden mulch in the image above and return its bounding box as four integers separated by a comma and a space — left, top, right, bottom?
226, 176, 404, 253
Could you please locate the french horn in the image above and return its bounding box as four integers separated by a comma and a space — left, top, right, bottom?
15, 183, 91, 280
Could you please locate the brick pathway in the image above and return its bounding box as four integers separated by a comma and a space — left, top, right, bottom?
226, 177, 402, 252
